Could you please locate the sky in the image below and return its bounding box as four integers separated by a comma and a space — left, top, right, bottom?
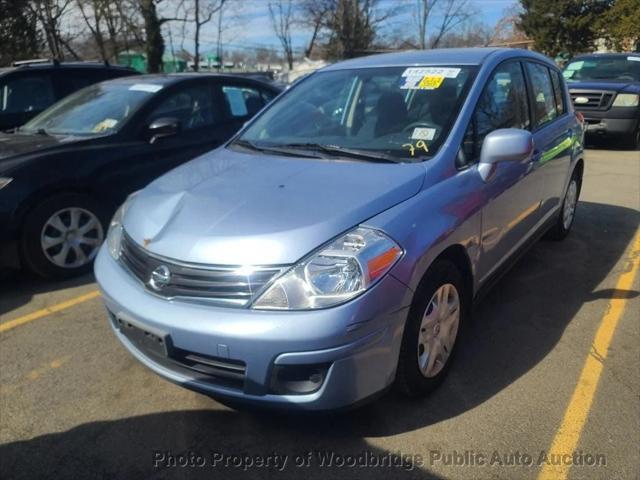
165, 0, 520, 57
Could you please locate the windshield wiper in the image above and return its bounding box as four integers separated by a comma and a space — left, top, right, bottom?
231, 139, 323, 159
273, 143, 406, 163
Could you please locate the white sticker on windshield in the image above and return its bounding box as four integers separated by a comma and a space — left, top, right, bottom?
562, 70, 575, 79
566, 61, 583, 70
411, 127, 436, 141
129, 83, 163, 93
402, 67, 460, 78
628, 56, 640, 62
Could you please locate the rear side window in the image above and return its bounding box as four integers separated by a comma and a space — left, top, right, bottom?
525, 62, 558, 128
222, 85, 265, 118
0, 73, 56, 113
461, 61, 530, 164
550, 70, 566, 116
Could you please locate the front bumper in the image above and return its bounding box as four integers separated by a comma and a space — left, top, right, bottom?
575, 106, 639, 138
95, 247, 413, 410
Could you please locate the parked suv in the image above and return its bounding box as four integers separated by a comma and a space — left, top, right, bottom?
0, 59, 138, 131
563, 53, 640, 148
95, 48, 584, 410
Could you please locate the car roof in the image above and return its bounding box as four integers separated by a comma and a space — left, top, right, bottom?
102, 73, 282, 89
0, 61, 136, 74
321, 48, 550, 71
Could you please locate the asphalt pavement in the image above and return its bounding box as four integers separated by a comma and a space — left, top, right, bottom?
0, 147, 638, 480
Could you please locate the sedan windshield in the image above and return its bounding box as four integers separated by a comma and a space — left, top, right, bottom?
20, 82, 157, 136
235, 66, 476, 162
563, 56, 640, 82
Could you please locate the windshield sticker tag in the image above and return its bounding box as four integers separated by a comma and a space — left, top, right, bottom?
92, 118, 118, 132
628, 56, 640, 62
566, 61, 583, 71
129, 83, 163, 93
562, 70, 575, 79
418, 75, 444, 89
411, 127, 436, 140
402, 67, 460, 78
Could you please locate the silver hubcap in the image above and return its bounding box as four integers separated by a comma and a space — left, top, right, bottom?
40, 207, 104, 268
563, 180, 578, 230
417, 283, 460, 378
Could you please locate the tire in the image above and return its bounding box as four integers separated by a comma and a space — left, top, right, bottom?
546, 170, 581, 241
20, 193, 108, 278
395, 259, 468, 397
627, 126, 640, 150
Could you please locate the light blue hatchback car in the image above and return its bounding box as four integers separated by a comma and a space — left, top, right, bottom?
95, 48, 584, 410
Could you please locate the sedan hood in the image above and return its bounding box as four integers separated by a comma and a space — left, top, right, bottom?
124, 148, 426, 265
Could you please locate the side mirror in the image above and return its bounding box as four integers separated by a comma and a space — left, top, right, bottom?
148, 117, 180, 144
478, 128, 534, 182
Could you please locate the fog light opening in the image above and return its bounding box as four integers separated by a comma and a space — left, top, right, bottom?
269, 363, 330, 395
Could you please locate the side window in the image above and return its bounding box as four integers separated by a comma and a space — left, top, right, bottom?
147, 84, 218, 130
550, 70, 566, 116
0, 73, 55, 114
461, 61, 530, 165
260, 89, 277, 104
222, 85, 265, 118
525, 62, 558, 128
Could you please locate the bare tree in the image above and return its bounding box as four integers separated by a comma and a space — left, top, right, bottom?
137, 0, 186, 73
414, 0, 440, 49
268, 0, 295, 69
299, 0, 333, 58
29, 0, 76, 60
429, 0, 473, 48
180, 0, 224, 71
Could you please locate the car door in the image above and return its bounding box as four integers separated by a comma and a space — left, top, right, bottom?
142, 80, 229, 180
524, 62, 574, 218
461, 60, 543, 284
101, 79, 229, 197
0, 71, 56, 130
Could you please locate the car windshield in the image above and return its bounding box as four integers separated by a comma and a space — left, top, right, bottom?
20, 82, 157, 136
563, 56, 640, 82
234, 66, 476, 162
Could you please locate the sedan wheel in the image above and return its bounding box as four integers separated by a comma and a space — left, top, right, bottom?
21, 193, 108, 278
40, 207, 104, 269
417, 283, 460, 378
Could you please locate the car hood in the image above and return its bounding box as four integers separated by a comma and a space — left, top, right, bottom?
124, 148, 426, 265
0, 132, 89, 171
566, 80, 640, 94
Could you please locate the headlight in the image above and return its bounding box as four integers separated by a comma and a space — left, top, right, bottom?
0, 177, 13, 190
107, 192, 138, 260
612, 93, 639, 107
252, 227, 402, 310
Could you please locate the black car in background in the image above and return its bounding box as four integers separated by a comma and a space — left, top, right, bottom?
0, 60, 139, 131
0, 74, 281, 277
563, 53, 640, 148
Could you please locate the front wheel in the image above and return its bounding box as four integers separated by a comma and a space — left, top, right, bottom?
546, 172, 581, 241
20, 193, 107, 278
395, 259, 468, 397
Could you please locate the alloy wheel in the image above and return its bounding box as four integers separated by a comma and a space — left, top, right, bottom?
40, 207, 104, 268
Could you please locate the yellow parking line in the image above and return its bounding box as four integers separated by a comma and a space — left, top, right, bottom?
538, 231, 640, 480
0, 290, 100, 334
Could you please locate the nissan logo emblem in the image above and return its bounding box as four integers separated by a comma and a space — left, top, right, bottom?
149, 265, 171, 291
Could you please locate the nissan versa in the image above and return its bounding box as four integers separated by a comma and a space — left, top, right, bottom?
95, 48, 585, 410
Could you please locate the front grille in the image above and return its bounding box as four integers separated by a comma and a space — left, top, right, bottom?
569, 90, 615, 110
119, 232, 284, 307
